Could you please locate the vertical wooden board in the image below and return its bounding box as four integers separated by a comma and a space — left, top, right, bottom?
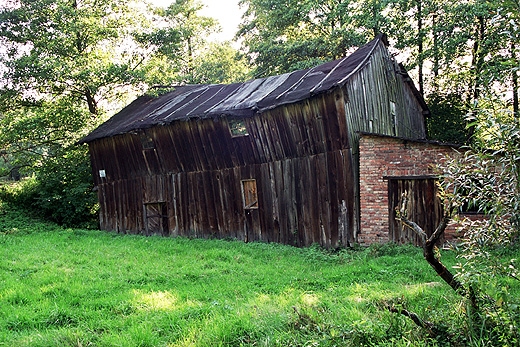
199, 120, 222, 170
244, 117, 264, 162
103, 183, 112, 230
265, 113, 285, 160
340, 148, 357, 244
307, 99, 327, 154
170, 174, 179, 236
166, 123, 190, 172
283, 106, 305, 158
113, 180, 121, 232
257, 163, 275, 242
271, 108, 297, 159
187, 172, 198, 236
207, 170, 222, 237
174, 172, 187, 236
211, 120, 235, 169
332, 151, 347, 245
122, 179, 129, 232
202, 170, 219, 236
251, 164, 263, 242
327, 151, 340, 247
177, 172, 189, 236
272, 160, 287, 244
217, 169, 232, 237
233, 167, 247, 240
261, 111, 278, 161
176, 122, 198, 172
268, 162, 281, 243
97, 184, 106, 229
297, 156, 311, 246
190, 121, 209, 171
283, 158, 299, 246
320, 93, 341, 151
388, 179, 396, 242
193, 172, 208, 236
316, 153, 331, 248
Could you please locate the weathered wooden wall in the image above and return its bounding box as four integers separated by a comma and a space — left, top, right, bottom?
88, 43, 427, 247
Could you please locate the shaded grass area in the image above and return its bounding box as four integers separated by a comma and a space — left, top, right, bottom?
0, 205, 476, 346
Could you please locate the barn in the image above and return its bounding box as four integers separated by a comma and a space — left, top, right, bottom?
80, 34, 450, 247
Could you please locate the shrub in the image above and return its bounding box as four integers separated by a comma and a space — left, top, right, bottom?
0, 147, 98, 228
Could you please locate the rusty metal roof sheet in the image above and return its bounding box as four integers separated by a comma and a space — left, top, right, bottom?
80, 34, 386, 144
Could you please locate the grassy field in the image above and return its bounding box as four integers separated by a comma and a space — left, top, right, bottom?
0, 204, 510, 346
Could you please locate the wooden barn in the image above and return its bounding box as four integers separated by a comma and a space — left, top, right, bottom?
80, 34, 443, 247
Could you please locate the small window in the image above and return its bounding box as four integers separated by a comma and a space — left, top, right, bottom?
241, 179, 258, 209
229, 119, 249, 137
390, 101, 397, 134
140, 133, 155, 149
390, 101, 396, 116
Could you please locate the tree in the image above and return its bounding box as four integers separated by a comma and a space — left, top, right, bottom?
184, 42, 250, 84
0, 0, 151, 116
237, 0, 379, 77
138, 0, 222, 86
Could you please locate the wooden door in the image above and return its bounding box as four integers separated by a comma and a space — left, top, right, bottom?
388, 178, 443, 245
144, 202, 169, 236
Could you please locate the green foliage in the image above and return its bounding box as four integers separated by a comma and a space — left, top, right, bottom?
31, 146, 98, 228
426, 93, 472, 144
185, 42, 251, 84
432, 105, 520, 345
238, 0, 372, 76
0, 147, 98, 228
0, 0, 148, 115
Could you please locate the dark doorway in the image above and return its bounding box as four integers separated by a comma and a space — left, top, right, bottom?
388, 177, 443, 245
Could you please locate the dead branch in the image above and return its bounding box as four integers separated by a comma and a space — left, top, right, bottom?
386, 304, 435, 331
396, 195, 465, 295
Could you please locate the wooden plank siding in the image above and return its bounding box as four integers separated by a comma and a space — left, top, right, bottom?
87, 42, 426, 247
388, 178, 444, 245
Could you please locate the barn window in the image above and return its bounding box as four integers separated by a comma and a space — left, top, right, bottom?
229, 119, 249, 137
390, 101, 396, 116
241, 179, 258, 209
140, 134, 155, 149
390, 101, 397, 134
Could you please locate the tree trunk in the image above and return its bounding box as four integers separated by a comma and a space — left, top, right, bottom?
85, 88, 98, 115
416, 0, 424, 96
512, 42, 519, 116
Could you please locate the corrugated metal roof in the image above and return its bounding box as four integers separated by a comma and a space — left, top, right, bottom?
80, 34, 386, 144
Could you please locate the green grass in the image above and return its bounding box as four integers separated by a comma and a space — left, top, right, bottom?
0, 204, 516, 346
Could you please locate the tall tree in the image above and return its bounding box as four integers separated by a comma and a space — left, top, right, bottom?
238, 0, 382, 77
138, 0, 223, 85
0, 0, 151, 116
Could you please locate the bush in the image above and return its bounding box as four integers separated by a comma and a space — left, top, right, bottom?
0, 147, 98, 228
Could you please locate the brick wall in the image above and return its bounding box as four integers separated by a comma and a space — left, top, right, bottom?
358, 134, 456, 245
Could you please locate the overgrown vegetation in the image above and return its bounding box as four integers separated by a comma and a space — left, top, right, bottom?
0, 147, 98, 228
0, 204, 518, 346
394, 105, 520, 345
